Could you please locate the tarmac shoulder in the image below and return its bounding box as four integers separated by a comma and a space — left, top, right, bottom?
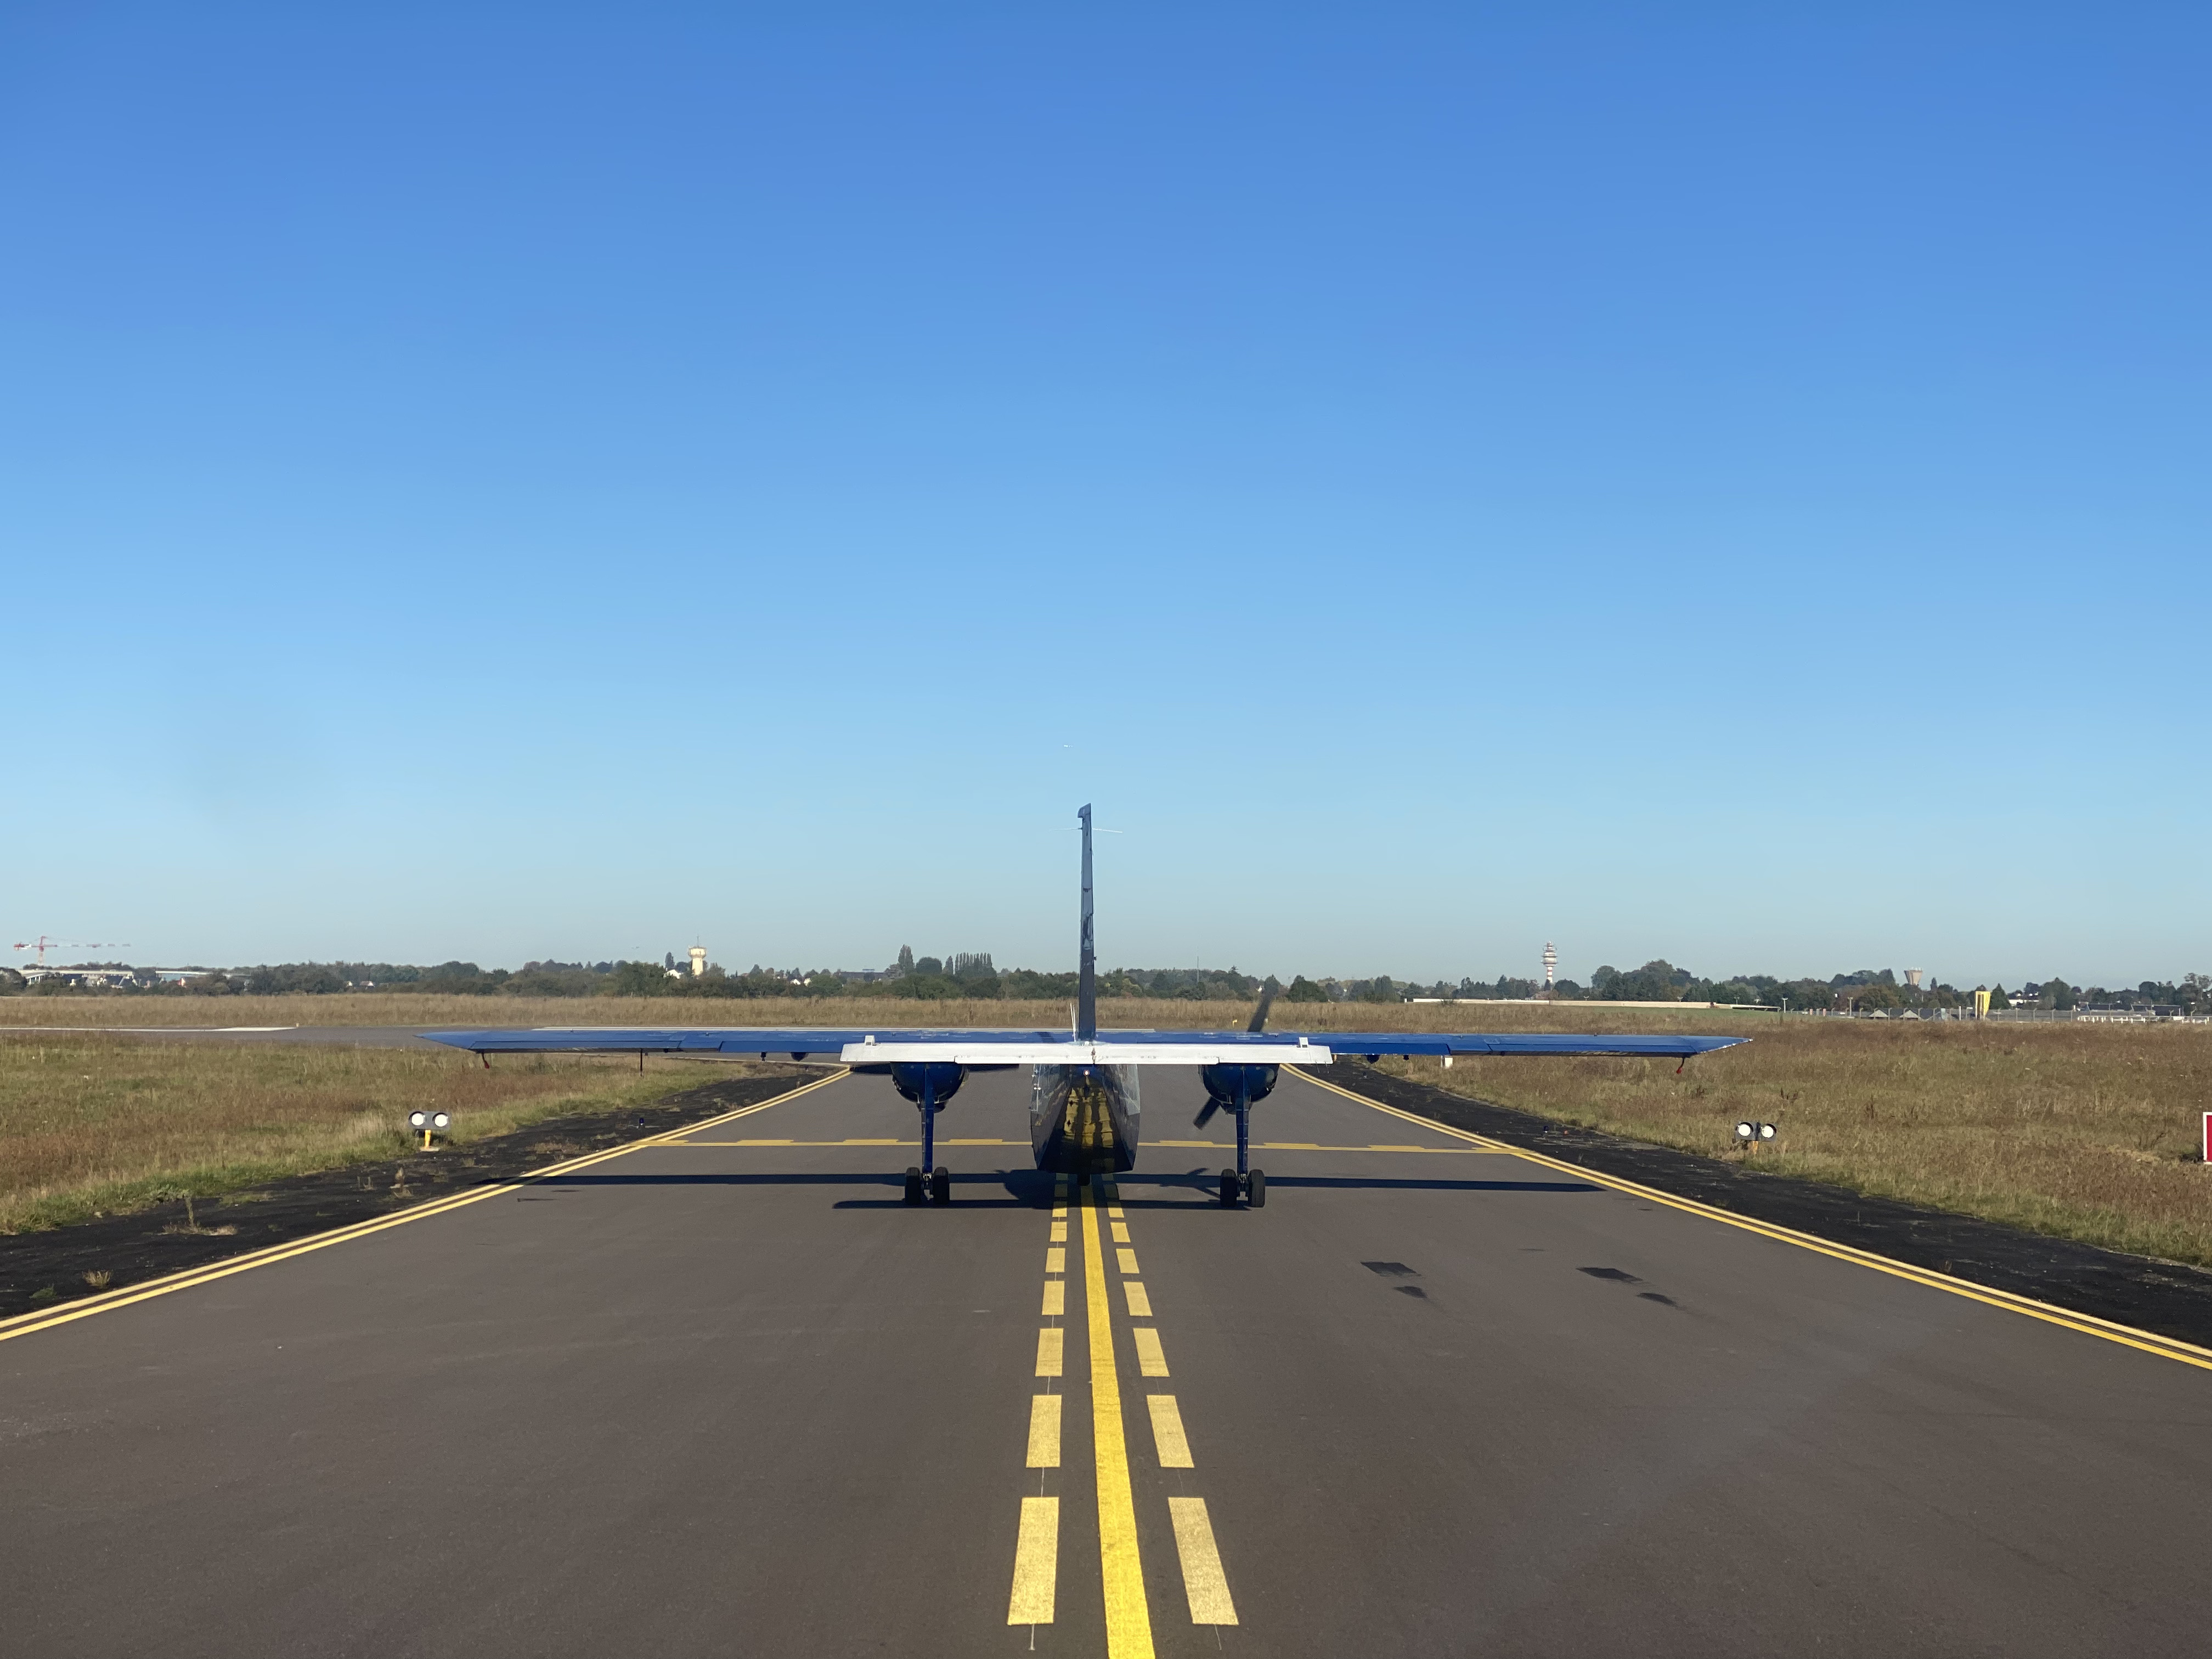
1301, 1063, 2212, 1351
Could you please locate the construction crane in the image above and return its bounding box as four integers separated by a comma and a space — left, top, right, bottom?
11, 936, 132, 966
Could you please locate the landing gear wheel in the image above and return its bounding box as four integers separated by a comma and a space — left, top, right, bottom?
930, 1166, 951, 1205
1219, 1169, 1239, 1207
1247, 1169, 1266, 1208
904, 1167, 924, 1205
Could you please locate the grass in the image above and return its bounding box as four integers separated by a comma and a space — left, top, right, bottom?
1375, 1015, 2212, 1268
0, 1033, 716, 1234
7, 995, 2209, 1267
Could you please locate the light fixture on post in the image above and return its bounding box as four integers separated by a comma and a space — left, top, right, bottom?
407, 1110, 453, 1150
1734, 1121, 1777, 1147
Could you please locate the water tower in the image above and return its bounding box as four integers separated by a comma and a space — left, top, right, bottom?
689, 946, 708, 978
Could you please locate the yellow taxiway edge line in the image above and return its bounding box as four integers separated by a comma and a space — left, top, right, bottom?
0, 1069, 851, 1345
1292, 1066, 2212, 1375
1007, 1496, 1060, 1624
1035, 1328, 1065, 1376
1081, 1188, 1156, 1659
1123, 1281, 1152, 1317
673, 1137, 1026, 1147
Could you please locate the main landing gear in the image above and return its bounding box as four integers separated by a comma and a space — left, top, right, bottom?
1218, 1069, 1263, 1207
905, 1165, 952, 1206
895, 1062, 963, 1206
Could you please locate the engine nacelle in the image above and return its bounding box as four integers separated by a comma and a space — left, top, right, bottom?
889, 1062, 967, 1107
1200, 1063, 1278, 1108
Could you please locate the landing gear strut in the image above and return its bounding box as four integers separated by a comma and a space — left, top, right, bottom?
1216, 1073, 1265, 1207
904, 1067, 953, 1206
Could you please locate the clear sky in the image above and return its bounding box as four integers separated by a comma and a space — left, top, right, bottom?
3, 3, 2205, 989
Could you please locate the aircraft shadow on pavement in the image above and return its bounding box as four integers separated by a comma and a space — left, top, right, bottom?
501, 1170, 1596, 1208
508, 1171, 1051, 1209
1108, 1172, 1604, 1205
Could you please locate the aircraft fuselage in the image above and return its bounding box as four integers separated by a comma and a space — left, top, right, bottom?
1029, 1064, 1142, 1174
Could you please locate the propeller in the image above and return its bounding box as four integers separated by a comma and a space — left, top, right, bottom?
1195, 977, 1283, 1126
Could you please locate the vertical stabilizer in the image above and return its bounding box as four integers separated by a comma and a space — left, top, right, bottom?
1076, 804, 1097, 1041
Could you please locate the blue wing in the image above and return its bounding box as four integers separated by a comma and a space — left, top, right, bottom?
419, 1026, 1745, 1062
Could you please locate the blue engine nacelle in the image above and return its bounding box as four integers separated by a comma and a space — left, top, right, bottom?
1200, 1063, 1278, 1107
890, 1062, 967, 1107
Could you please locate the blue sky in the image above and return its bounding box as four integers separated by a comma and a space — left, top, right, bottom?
3, 3, 2205, 988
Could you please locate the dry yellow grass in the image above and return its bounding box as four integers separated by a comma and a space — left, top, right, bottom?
1375, 1015, 2212, 1267
0, 1034, 709, 1234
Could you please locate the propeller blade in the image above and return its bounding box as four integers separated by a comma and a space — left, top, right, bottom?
1193, 1098, 1220, 1128
1246, 975, 1283, 1034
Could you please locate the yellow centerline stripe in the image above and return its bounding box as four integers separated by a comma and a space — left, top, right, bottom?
0, 1070, 851, 1345
1081, 1188, 1156, 1659
1291, 1066, 2212, 1375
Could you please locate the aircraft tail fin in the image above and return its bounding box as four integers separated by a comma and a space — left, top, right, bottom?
1076, 804, 1097, 1042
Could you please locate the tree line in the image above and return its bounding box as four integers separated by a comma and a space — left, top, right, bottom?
7, 953, 2204, 1015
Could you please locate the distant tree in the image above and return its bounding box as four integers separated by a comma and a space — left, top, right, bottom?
915, 956, 944, 975
1283, 975, 1329, 1004
2046, 978, 2076, 1011
1591, 961, 1685, 1001
607, 960, 672, 997
896, 945, 915, 972
1988, 984, 2012, 1010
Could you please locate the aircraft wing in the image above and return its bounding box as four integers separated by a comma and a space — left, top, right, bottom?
419, 1026, 1745, 1064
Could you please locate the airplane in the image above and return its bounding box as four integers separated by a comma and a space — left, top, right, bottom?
424, 806, 1744, 1207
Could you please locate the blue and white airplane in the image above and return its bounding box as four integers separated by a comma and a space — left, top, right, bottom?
425, 806, 1743, 1207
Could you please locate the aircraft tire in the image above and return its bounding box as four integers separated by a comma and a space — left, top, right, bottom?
930, 1166, 951, 1205
904, 1167, 924, 1205
1218, 1169, 1239, 1207
1248, 1168, 1266, 1208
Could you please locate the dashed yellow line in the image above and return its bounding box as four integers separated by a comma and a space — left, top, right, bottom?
1291, 1065, 2212, 1376
1035, 1328, 1065, 1377
1080, 1188, 1156, 1659
1167, 1498, 1238, 1625
1007, 1497, 1060, 1624
1046, 1246, 1066, 1274
1132, 1328, 1169, 1377
1026, 1395, 1063, 1468
1041, 1280, 1066, 1317
0, 1070, 852, 1346
1122, 1282, 1152, 1317
1110, 1221, 1131, 1243
1146, 1395, 1193, 1468
1116, 1247, 1139, 1276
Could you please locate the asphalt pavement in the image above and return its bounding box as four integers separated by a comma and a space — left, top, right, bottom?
4, 1064, 2209, 1657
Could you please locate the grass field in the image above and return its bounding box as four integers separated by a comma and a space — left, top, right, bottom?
4, 995, 2209, 1267
0, 1035, 711, 1235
